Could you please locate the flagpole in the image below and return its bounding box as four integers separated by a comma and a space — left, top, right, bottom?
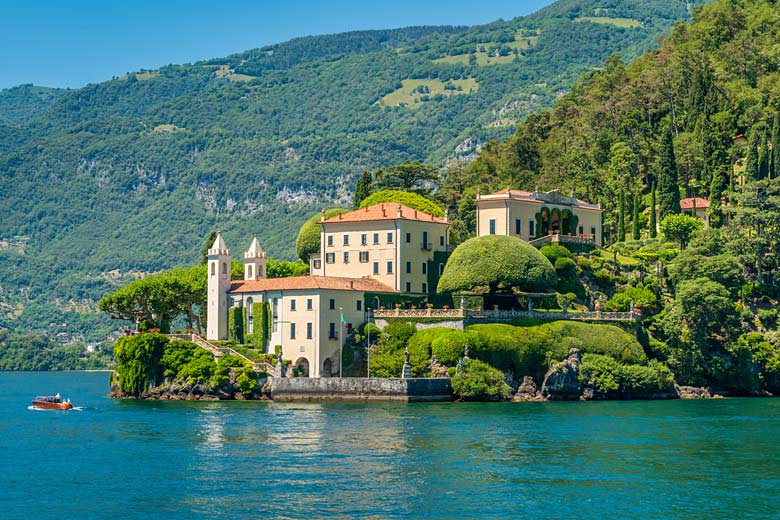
367, 311, 371, 378
339, 307, 343, 378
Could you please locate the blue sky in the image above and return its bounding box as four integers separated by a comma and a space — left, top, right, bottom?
0, 0, 553, 90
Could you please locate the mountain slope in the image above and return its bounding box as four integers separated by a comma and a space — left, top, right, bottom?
0, 0, 702, 339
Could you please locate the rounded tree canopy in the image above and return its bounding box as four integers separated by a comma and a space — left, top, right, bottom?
359, 189, 444, 217
437, 235, 556, 294
295, 208, 349, 262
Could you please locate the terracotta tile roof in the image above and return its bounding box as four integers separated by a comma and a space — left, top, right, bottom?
229, 275, 398, 294
321, 203, 448, 224
680, 197, 710, 210
478, 188, 602, 211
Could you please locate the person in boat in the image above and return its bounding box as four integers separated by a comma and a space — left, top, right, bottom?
55, 393, 61, 401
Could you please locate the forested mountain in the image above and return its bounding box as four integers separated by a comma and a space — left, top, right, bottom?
0, 0, 700, 339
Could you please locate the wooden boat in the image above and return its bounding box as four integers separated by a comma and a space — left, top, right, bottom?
31, 395, 73, 410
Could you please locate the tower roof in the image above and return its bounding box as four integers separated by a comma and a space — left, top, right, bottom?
208, 232, 229, 256
244, 236, 266, 259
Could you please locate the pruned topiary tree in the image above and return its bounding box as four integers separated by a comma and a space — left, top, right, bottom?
358, 189, 444, 217
295, 208, 349, 263
437, 235, 556, 300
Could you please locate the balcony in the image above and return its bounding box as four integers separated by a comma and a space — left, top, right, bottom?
421, 242, 433, 251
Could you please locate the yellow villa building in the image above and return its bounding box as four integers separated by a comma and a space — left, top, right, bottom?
475, 188, 604, 246
206, 202, 451, 377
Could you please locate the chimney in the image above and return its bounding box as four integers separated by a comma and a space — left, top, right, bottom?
349, 280, 354, 289
320, 209, 326, 222
397, 204, 403, 218
444, 208, 449, 222
382, 205, 386, 217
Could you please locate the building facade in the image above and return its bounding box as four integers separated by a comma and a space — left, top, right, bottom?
475, 188, 604, 246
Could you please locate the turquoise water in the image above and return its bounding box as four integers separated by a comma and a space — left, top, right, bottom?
1, 372, 780, 519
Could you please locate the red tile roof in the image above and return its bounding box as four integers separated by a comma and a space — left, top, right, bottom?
680, 197, 710, 210
321, 203, 448, 224
229, 276, 398, 294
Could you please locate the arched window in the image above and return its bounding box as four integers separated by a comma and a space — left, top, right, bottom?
247, 265, 253, 278
221, 262, 227, 275
246, 297, 254, 334
210, 262, 215, 276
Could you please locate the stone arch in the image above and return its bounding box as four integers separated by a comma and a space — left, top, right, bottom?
221, 262, 227, 275
294, 357, 310, 377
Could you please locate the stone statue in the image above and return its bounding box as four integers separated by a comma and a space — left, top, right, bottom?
463, 343, 469, 359
404, 347, 410, 364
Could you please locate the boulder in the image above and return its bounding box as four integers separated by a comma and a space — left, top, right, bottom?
541, 348, 583, 400
513, 376, 545, 402
676, 385, 712, 399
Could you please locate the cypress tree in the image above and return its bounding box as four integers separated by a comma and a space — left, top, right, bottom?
771, 111, 780, 180
759, 127, 769, 179
649, 184, 657, 238
632, 193, 641, 240
617, 189, 626, 242
744, 126, 759, 183
353, 171, 373, 209
656, 128, 681, 220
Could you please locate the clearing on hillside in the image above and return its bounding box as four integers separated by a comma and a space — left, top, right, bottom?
574, 17, 642, 28
377, 78, 478, 108
432, 31, 539, 67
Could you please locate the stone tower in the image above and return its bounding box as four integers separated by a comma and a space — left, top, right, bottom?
206, 232, 231, 340
243, 235, 267, 281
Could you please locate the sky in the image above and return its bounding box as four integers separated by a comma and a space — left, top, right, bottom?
0, 0, 554, 90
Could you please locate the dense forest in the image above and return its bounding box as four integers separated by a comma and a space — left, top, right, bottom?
0, 0, 700, 340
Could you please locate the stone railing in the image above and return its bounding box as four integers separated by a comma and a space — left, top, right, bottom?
372, 308, 639, 323
372, 308, 464, 319
528, 233, 596, 248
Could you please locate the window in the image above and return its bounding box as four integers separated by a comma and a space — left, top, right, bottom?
361, 233, 367, 246
387, 232, 394, 244
325, 252, 335, 264
210, 263, 215, 276
247, 265, 253, 278
343, 252, 350, 264
489, 219, 496, 235
329, 298, 335, 310
306, 298, 313, 311
422, 231, 429, 248
422, 263, 427, 275
387, 261, 393, 274
359, 251, 369, 263
272, 299, 278, 332
221, 262, 227, 274
313, 259, 321, 270
440, 235, 445, 246
406, 232, 411, 243
406, 261, 411, 274
290, 299, 296, 311
329, 322, 336, 339
327, 235, 333, 247
373, 262, 379, 275
578, 225, 584, 236
290, 323, 296, 339
591, 227, 597, 238
246, 297, 254, 333
422, 283, 428, 293
373, 233, 380, 244
406, 282, 411, 292
529, 220, 535, 236
343, 234, 349, 246
515, 219, 522, 235
306, 322, 313, 339
356, 300, 362, 311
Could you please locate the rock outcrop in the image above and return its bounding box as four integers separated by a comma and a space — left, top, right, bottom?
513, 376, 545, 401
676, 385, 712, 399
541, 348, 582, 400
110, 377, 268, 400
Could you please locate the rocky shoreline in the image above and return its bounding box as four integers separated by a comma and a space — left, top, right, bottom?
110, 376, 270, 401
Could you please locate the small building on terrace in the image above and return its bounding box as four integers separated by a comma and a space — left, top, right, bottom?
475, 188, 603, 246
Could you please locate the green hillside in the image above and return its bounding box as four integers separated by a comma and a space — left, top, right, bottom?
0, 0, 700, 339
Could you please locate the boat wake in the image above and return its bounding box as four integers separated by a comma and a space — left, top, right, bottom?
28, 405, 90, 411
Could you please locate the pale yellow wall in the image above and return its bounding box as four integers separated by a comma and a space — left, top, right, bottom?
477, 199, 603, 246
232, 288, 370, 377
315, 218, 449, 293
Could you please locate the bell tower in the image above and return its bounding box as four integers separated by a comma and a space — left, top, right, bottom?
206, 232, 231, 340
243, 235, 267, 281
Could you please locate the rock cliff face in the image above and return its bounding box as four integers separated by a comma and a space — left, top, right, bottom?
110, 377, 269, 401
513, 376, 545, 402
541, 348, 583, 400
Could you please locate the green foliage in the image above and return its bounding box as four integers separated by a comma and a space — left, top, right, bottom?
113, 333, 169, 395
431, 330, 469, 365
370, 321, 417, 378
579, 353, 675, 398
0, 333, 113, 371
617, 189, 626, 242
649, 184, 657, 238
295, 208, 349, 263
451, 358, 512, 401
605, 286, 658, 314
252, 301, 270, 349
228, 307, 244, 343
359, 189, 444, 217
660, 214, 704, 249
539, 244, 572, 264
267, 258, 309, 278
353, 171, 373, 209
236, 366, 259, 395
373, 161, 441, 196
438, 235, 556, 295
656, 128, 681, 220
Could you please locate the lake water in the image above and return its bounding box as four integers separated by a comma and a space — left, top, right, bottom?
1, 371, 779, 519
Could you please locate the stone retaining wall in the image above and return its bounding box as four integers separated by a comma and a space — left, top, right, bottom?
270, 377, 453, 402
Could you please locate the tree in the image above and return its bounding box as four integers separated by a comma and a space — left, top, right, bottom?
617, 189, 626, 242
437, 235, 556, 297
656, 128, 681, 220
759, 127, 770, 180
744, 126, 760, 183
660, 214, 704, 250
649, 183, 658, 238
200, 231, 218, 265
771, 111, 780, 180
451, 358, 512, 401
632, 193, 641, 240
373, 161, 440, 196
708, 166, 728, 228
358, 189, 444, 217
295, 208, 349, 263
353, 171, 373, 209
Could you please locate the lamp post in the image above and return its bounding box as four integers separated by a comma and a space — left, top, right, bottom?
367, 308, 371, 378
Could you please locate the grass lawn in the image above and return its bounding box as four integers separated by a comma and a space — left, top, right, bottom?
378, 78, 478, 108
574, 17, 642, 28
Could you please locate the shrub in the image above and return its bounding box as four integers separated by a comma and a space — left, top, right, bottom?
229, 307, 244, 343
113, 333, 169, 395
579, 353, 675, 398
605, 286, 658, 314
406, 328, 451, 375
236, 366, 259, 395
431, 330, 469, 365
370, 321, 417, 377
540, 244, 572, 264
451, 359, 512, 401
758, 308, 779, 329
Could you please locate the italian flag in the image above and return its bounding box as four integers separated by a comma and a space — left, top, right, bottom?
341, 311, 348, 330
